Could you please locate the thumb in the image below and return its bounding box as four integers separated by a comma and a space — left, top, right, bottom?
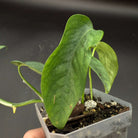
23, 128, 45, 138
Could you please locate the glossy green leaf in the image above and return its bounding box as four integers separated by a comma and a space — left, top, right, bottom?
89, 57, 110, 93
96, 42, 118, 93
41, 14, 104, 129
11, 60, 44, 75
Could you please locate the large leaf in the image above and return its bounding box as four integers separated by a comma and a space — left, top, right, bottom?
96, 42, 118, 93
89, 57, 110, 93
41, 14, 104, 129
11, 60, 44, 75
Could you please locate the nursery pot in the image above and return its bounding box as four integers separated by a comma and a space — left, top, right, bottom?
35, 88, 132, 138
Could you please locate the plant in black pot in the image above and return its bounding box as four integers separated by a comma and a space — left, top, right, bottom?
0, 14, 132, 138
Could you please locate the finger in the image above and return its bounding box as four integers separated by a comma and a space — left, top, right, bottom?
23, 127, 45, 138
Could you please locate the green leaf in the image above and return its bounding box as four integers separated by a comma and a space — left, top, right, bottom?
95, 42, 118, 93
41, 14, 103, 129
11, 60, 44, 75
0, 45, 6, 50
89, 57, 110, 93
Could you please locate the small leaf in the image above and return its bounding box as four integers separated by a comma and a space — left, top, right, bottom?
0, 45, 6, 50
24, 61, 44, 75
41, 14, 103, 129
89, 57, 110, 93
11, 60, 23, 66
95, 42, 119, 93
11, 60, 44, 75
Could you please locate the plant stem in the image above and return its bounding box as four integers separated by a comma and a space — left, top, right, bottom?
92, 47, 96, 57
0, 98, 42, 113
89, 47, 97, 100
89, 67, 93, 99
81, 92, 85, 104
18, 65, 43, 101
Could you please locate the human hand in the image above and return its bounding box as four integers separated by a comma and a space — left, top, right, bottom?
23, 128, 45, 138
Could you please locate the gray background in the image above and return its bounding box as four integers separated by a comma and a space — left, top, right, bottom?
0, 1, 138, 138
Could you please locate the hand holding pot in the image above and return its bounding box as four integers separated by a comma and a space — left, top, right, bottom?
23, 128, 45, 138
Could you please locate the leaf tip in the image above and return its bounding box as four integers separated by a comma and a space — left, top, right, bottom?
0, 45, 6, 50
11, 60, 23, 66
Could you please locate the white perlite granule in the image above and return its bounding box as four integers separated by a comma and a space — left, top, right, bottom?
85, 100, 97, 110
111, 101, 117, 106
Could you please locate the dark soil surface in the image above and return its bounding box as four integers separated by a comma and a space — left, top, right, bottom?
43, 95, 129, 134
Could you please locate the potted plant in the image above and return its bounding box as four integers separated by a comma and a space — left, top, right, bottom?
0, 14, 132, 138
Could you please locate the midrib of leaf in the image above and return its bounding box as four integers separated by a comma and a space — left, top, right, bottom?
41, 28, 93, 128
42, 24, 93, 89
51, 28, 93, 100
63, 28, 93, 87
44, 28, 92, 103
